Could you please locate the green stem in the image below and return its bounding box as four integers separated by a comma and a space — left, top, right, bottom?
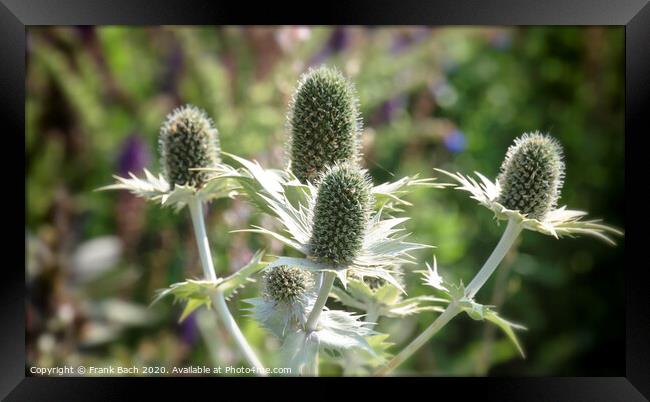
188, 196, 217, 283
195, 309, 222, 367
464, 218, 523, 299
375, 217, 523, 376
302, 270, 336, 376
375, 302, 461, 376
474, 244, 518, 375
306, 271, 336, 332
211, 289, 267, 375
365, 304, 380, 329
187, 195, 266, 375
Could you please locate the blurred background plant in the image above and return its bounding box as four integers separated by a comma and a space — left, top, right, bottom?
26, 26, 624, 376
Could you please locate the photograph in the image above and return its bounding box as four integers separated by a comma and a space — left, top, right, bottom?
25, 25, 626, 378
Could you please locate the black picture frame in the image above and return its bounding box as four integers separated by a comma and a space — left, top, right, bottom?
5, 0, 649, 400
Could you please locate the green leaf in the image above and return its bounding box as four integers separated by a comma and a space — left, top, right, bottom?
484, 309, 527, 358
219, 250, 266, 299
329, 286, 366, 310
457, 298, 527, 358
346, 278, 375, 303
365, 333, 394, 366
179, 298, 208, 323
152, 251, 266, 322
151, 279, 217, 322
373, 282, 401, 305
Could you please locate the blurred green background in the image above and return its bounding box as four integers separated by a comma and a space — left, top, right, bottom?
25, 26, 625, 376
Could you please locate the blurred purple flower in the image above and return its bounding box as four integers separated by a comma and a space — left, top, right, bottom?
308, 27, 350, 66
443, 129, 466, 153
161, 45, 184, 94
329, 27, 349, 52
391, 28, 430, 54
178, 312, 199, 346
376, 95, 406, 125
117, 134, 151, 176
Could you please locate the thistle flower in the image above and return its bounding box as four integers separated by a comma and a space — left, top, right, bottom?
436, 131, 622, 244
496, 132, 564, 220
99, 104, 237, 210
262, 265, 314, 305
288, 66, 361, 183
220, 153, 436, 290
309, 164, 373, 266
159, 105, 221, 189
246, 266, 317, 339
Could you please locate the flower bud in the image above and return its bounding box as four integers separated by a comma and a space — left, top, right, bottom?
496, 132, 565, 220
309, 164, 373, 266
262, 266, 313, 304
159, 105, 221, 188
288, 66, 361, 183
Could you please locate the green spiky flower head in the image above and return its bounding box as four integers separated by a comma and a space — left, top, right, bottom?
309, 163, 373, 266
288, 66, 361, 183
159, 105, 221, 189
262, 265, 314, 304
496, 132, 565, 220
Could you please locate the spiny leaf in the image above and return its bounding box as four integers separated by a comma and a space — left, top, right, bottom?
457, 298, 527, 358
219, 250, 266, 299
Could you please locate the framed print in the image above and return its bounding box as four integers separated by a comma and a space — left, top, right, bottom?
4, 0, 649, 400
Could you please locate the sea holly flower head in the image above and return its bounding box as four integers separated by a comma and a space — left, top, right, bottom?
496, 132, 564, 220
309, 163, 373, 266
262, 265, 314, 305
246, 265, 317, 339
288, 66, 361, 183
159, 105, 221, 188
436, 132, 623, 244
98, 104, 238, 210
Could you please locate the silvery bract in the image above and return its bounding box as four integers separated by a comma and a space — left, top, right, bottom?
436, 132, 622, 244
98, 104, 238, 210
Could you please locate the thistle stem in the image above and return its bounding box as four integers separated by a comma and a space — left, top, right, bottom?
303, 271, 336, 376
375, 302, 461, 376
365, 304, 380, 329
306, 271, 337, 332
464, 218, 523, 299
210, 289, 267, 375
187, 195, 266, 375
375, 217, 523, 376
188, 196, 217, 283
